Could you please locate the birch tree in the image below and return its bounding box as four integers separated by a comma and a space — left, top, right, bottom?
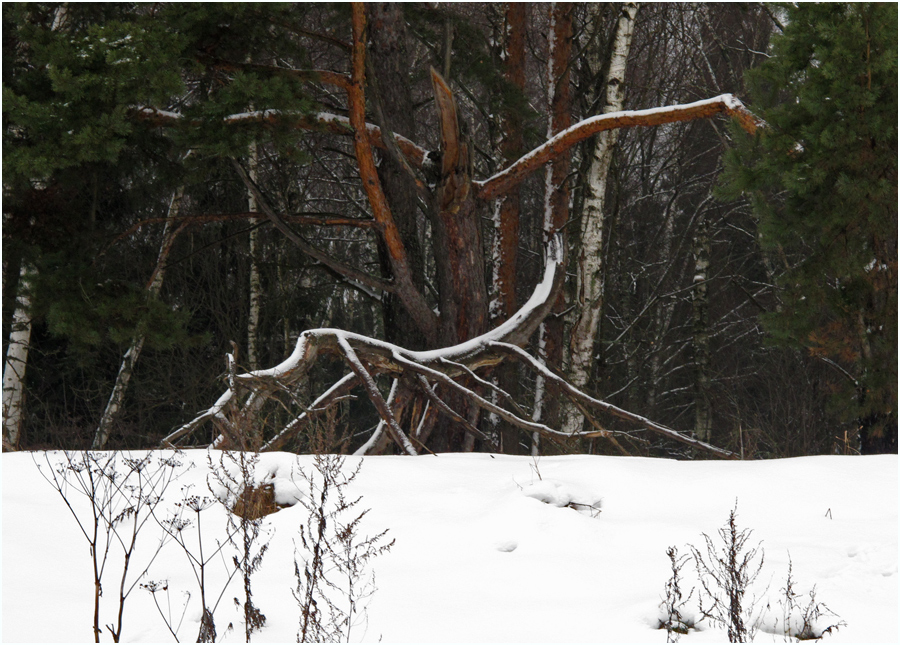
2, 265, 34, 449
246, 142, 263, 371
562, 2, 639, 437
532, 2, 573, 454
92, 189, 187, 449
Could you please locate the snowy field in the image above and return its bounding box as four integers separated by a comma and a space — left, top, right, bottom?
2, 451, 897, 643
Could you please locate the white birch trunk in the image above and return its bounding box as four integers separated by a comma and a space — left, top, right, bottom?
4, 0, 70, 450
3, 265, 34, 449
561, 2, 638, 437
247, 141, 262, 370
91, 188, 185, 449
533, 3, 563, 455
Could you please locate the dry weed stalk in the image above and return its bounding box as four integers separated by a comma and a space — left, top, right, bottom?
293, 453, 393, 642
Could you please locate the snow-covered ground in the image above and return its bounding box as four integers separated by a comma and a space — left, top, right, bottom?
2, 451, 897, 643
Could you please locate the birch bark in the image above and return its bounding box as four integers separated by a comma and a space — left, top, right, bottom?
2, 265, 33, 449
4, 3, 65, 449
91, 188, 185, 449
562, 2, 638, 437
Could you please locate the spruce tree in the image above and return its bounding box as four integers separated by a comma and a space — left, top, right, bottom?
3, 4, 319, 446
722, 3, 897, 453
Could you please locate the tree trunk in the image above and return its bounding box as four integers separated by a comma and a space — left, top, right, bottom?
492, 2, 528, 454
692, 207, 712, 443
563, 2, 638, 437
647, 201, 676, 413
248, 141, 262, 370
354, 6, 491, 452
491, 2, 526, 325
2, 264, 33, 449
427, 71, 490, 451
4, 0, 70, 451
368, 3, 429, 351
348, 4, 438, 347
2, 245, 23, 361
534, 2, 573, 452
91, 188, 185, 449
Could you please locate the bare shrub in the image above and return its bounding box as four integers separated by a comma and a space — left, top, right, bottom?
666, 502, 845, 643
151, 487, 241, 642
293, 453, 393, 642
776, 558, 845, 641
36, 450, 185, 642
690, 502, 766, 642
659, 546, 695, 642
307, 404, 352, 455
209, 450, 274, 641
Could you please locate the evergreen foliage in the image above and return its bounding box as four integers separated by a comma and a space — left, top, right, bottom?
721, 3, 897, 453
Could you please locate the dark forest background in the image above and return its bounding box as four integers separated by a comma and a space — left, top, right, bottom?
3, 3, 896, 457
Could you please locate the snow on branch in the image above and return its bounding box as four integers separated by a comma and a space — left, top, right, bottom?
160, 233, 735, 459
131, 107, 429, 168
476, 94, 764, 201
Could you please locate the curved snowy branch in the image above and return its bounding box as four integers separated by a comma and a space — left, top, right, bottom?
476, 94, 764, 201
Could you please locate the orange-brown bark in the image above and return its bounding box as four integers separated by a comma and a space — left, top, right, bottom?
349, 3, 438, 343
494, 2, 526, 323
477, 96, 762, 202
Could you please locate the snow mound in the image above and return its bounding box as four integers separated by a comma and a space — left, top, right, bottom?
520, 479, 602, 515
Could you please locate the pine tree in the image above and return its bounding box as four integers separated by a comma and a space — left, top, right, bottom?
722, 3, 897, 453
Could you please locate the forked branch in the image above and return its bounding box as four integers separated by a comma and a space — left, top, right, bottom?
476, 94, 764, 201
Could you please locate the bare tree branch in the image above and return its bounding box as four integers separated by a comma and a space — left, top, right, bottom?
488, 341, 739, 459
231, 159, 395, 295
476, 94, 763, 201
